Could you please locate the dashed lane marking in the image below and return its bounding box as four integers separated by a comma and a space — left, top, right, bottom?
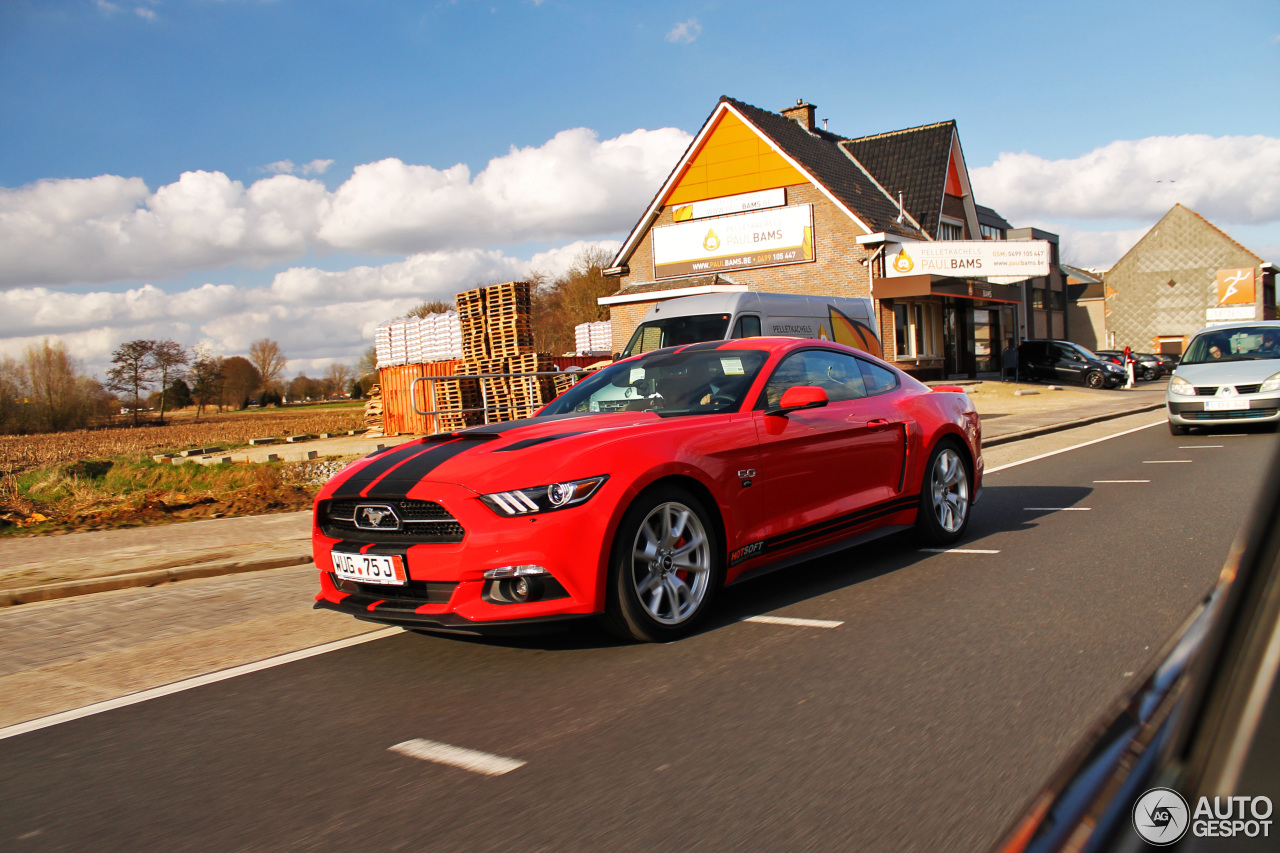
1179, 445, 1223, 449
986, 420, 1164, 474
1143, 460, 1192, 464
743, 615, 844, 629
1094, 480, 1151, 483
1024, 507, 1091, 511
389, 739, 526, 776
919, 548, 1001, 554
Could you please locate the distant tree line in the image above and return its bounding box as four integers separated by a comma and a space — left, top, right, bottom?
0, 340, 115, 434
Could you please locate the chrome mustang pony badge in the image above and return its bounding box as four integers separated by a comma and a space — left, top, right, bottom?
355, 504, 401, 531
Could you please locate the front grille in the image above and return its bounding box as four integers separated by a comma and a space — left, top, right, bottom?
332, 574, 458, 606
320, 498, 464, 543
1191, 408, 1277, 421
1195, 384, 1262, 395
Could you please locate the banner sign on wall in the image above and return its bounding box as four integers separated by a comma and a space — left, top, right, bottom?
884, 240, 1050, 279
671, 188, 787, 222
653, 204, 814, 279
1216, 268, 1256, 305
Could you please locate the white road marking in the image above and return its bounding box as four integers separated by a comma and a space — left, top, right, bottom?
919, 548, 1001, 554
389, 738, 526, 776
1093, 480, 1150, 483
986, 420, 1164, 474
743, 615, 844, 629
1179, 445, 1223, 449
1024, 507, 1091, 511
1143, 460, 1192, 464
0, 628, 402, 742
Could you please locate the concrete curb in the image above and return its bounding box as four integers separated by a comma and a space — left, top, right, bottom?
0, 554, 313, 607
983, 402, 1165, 447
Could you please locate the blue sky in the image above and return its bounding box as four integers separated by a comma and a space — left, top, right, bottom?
1, 0, 1277, 376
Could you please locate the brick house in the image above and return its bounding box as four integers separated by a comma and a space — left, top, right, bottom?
1105, 204, 1278, 355
601, 96, 1041, 379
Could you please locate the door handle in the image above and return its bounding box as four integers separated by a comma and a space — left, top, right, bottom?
867, 418, 893, 431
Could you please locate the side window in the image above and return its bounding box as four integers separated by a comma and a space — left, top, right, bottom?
731, 315, 762, 338
759, 350, 867, 408
857, 358, 900, 396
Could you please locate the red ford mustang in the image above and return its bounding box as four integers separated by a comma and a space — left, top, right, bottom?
313, 338, 982, 642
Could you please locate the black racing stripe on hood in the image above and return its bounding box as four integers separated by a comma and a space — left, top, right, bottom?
330, 440, 437, 499
363, 436, 489, 497
452, 412, 590, 436
493, 431, 594, 453
676, 340, 734, 353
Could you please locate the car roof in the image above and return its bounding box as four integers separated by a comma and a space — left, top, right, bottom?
1190, 320, 1280, 337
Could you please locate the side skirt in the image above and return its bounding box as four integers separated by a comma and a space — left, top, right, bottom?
729, 523, 913, 586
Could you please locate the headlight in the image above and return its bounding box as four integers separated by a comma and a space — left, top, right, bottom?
1169, 376, 1195, 395
481, 475, 608, 516
1261, 372, 1280, 393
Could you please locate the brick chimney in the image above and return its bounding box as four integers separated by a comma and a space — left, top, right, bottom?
780, 99, 816, 132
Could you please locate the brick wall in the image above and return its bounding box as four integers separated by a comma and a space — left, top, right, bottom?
610, 183, 878, 352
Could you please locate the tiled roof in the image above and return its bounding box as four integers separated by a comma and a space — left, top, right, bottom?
720, 97, 927, 240
976, 204, 1012, 231
842, 121, 957, 239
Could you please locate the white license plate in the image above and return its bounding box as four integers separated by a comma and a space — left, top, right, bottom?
331, 552, 407, 586
1205, 399, 1250, 411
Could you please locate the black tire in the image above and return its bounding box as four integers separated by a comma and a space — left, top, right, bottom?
916, 440, 972, 546
1085, 371, 1105, 389
604, 486, 722, 643
1142, 367, 1156, 381
1169, 421, 1188, 436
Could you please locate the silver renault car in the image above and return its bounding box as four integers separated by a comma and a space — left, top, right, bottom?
1166, 321, 1280, 434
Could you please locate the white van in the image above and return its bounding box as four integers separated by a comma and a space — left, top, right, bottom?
620, 291, 881, 359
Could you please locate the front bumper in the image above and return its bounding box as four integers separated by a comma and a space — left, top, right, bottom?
312, 481, 614, 632
1167, 396, 1280, 425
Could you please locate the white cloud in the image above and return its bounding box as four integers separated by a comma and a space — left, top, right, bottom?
970, 134, 1280, 227
0, 245, 587, 377
666, 19, 702, 44
134, 7, 157, 20
0, 126, 689, 288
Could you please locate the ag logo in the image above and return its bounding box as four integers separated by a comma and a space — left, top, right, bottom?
1133, 787, 1189, 845
703, 229, 720, 251
892, 247, 914, 273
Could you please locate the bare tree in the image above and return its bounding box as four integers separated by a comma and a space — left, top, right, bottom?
531, 246, 616, 354
404, 299, 455, 319
323, 362, 354, 399
220, 357, 262, 410
151, 339, 189, 425
248, 338, 287, 396
106, 339, 158, 426
357, 346, 378, 382
189, 346, 224, 419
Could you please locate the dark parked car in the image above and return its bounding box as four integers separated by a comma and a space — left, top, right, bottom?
1096, 350, 1164, 381
995, 440, 1280, 852
1016, 340, 1126, 389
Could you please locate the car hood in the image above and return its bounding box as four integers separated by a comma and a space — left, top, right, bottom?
323, 411, 698, 499
1173, 358, 1280, 386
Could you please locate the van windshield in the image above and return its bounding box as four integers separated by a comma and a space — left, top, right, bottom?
1183, 326, 1280, 364
622, 314, 731, 357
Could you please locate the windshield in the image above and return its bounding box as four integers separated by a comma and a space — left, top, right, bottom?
541, 348, 770, 417
1183, 326, 1280, 365
622, 314, 731, 357
1063, 342, 1101, 361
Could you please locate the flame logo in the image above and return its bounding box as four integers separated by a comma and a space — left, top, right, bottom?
703, 229, 720, 251
893, 248, 914, 273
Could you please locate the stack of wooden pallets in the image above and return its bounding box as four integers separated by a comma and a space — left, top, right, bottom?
364, 384, 384, 437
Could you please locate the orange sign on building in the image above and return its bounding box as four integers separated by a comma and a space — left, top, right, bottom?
1216, 268, 1256, 305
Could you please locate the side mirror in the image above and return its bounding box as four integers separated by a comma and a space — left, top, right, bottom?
765, 385, 829, 416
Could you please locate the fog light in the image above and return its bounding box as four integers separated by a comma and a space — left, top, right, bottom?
512, 576, 531, 602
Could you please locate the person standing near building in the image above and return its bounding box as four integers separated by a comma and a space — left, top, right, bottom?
1123, 345, 1135, 388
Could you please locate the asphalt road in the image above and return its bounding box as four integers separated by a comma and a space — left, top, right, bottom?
3, 419, 1277, 852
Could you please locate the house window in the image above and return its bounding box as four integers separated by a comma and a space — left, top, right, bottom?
939, 220, 963, 241
892, 301, 941, 359
980, 223, 1005, 240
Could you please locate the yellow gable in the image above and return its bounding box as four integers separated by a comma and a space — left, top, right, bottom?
666, 110, 807, 206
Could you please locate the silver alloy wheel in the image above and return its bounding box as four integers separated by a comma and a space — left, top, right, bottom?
930, 447, 970, 534
629, 501, 712, 625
